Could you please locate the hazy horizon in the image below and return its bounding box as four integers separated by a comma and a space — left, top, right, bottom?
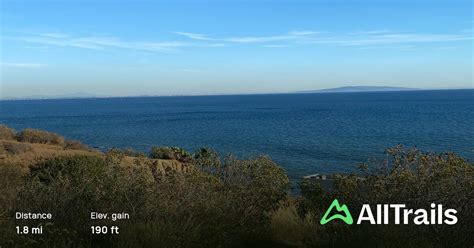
2, 86, 473, 100
1, 0, 473, 98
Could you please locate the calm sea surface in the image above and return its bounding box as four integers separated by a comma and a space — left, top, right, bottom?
1, 90, 473, 182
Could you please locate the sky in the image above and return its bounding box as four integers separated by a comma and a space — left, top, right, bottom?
0, 0, 473, 98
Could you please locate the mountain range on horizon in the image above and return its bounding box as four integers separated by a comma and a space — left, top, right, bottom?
2, 92, 104, 100
297, 86, 420, 93
3, 86, 473, 100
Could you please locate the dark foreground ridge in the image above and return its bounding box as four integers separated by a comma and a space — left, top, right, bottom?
0, 124, 472, 247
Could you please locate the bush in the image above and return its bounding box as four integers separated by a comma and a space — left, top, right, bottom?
23, 156, 111, 227
150, 146, 192, 163
219, 155, 290, 214
5, 140, 470, 247
0, 162, 24, 245
0, 162, 24, 214
1, 149, 291, 247
106, 147, 144, 157
298, 146, 474, 247
123, 147, 145, 157
0, 125, 16, 140
270, 203, 316, 247
193, 147, 220, 171
298, 178, 331, 217
63, 140, 89, 150
143, 154, 290, 247
16, 128, 64, 145
1, 141, 32, 155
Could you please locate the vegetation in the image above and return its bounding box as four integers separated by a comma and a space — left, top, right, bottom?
16, 128, 65, 145
296, 146, 474, 247
1, 141, 33, 155
64, 140, 90, 151
0, 125, 472, 247
0, 125, 16, 140
149, 146, 192, 163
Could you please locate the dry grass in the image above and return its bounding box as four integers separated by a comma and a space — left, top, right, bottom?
0, 125, 191, 173
270, 202, 317, 247
64, 140, 89, 150
16, 128, 65, 145
0, 140, 101, 168
0, 139, 190, 174
0, 125, 16, 140
0, 141, 33, 155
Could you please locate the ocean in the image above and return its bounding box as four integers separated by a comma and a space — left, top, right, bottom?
1, 89, 473, 182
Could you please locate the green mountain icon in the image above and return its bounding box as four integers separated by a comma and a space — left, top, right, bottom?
320, 199, 353, 225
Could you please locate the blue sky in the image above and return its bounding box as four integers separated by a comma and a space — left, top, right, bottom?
0, 0, 472, 98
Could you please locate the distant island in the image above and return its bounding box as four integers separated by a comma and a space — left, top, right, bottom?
2, 92, 104, 100
25, 92, 102, 100
9, 87, 470, 100
298, 86, 419, 93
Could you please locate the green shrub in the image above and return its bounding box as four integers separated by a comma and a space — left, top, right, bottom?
219, 155, 290, 213
150, 146, 192, 163
6, 141, 470, 247
0, 162, 24, 245
143, 154, 290, 247
298, 178, 331, 217
8, 155, 125, 246
122, 147, 145, 157
16, 128, 64, 145
2, 150, 291, 247
0, 162, 24, 214
298, 146, 474, 247
0, 125, 16, 140
222, 155, 290, 243
193, 147, 220, 170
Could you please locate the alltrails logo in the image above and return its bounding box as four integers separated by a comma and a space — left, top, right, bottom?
320, 199, 353, 225
320, 199, 458, 225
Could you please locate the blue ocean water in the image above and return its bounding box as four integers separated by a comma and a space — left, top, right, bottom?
1, 90, 473, 182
